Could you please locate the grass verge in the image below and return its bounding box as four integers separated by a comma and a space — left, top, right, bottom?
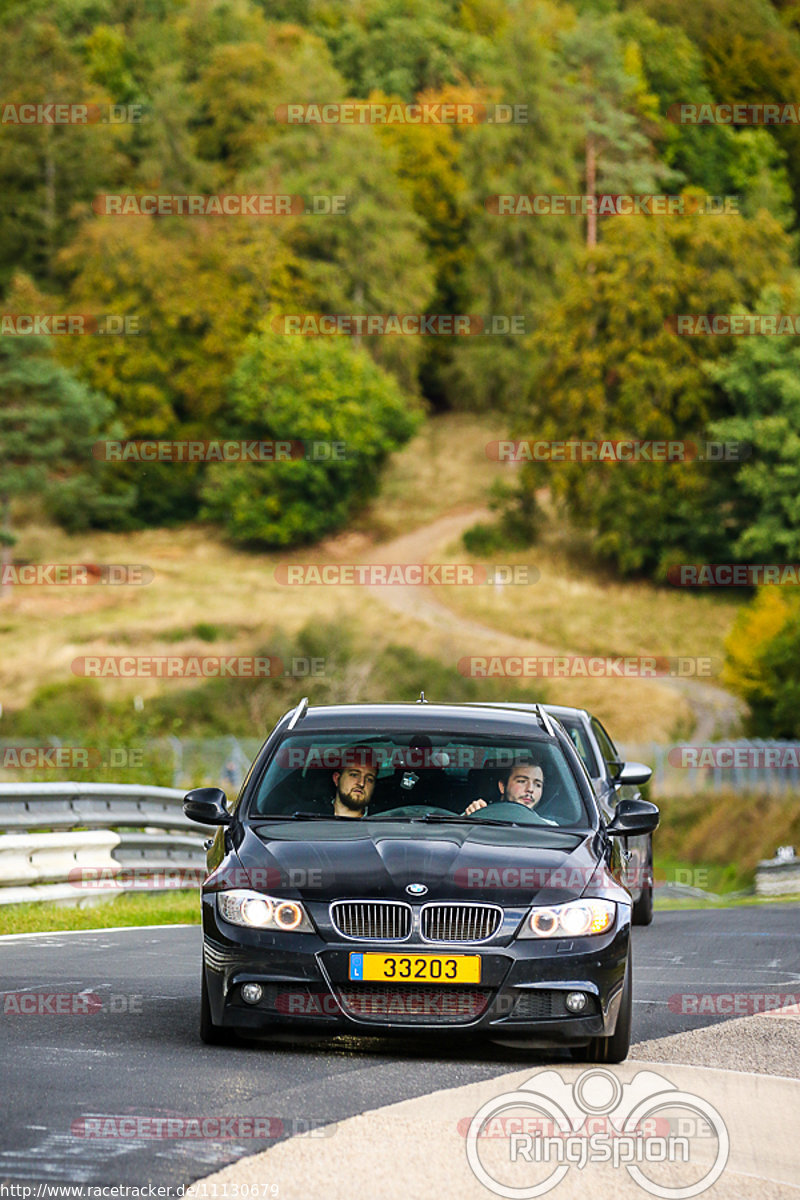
655, 892, 800, 910
0, 890, 200, 935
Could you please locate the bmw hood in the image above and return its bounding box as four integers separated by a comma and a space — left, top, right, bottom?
227, 819, 622, 906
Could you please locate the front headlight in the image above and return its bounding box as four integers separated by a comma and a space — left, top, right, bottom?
518, 899, 616, 939
217, 890, 314, 932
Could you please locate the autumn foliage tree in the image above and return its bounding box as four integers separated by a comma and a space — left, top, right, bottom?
516, 210, 794, 578
200, 331, 422, 546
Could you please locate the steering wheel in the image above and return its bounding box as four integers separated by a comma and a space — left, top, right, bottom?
469, 800, 554, 825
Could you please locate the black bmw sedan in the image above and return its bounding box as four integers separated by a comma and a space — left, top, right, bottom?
183, 700, 659, 1061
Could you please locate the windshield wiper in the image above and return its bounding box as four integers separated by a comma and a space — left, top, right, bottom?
367, 816, 522, 825
253, 812, 338, 821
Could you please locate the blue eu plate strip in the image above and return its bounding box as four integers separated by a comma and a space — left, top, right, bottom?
349, 953, 363, 980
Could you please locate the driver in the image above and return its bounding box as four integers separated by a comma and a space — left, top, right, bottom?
332, 747, 378, 818
465, 756, 552, 818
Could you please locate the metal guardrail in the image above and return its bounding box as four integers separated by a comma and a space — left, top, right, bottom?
0, 736, 263, 791
618, 739, 800, 796
755, 851, 800, 897
0, 782, 212, 906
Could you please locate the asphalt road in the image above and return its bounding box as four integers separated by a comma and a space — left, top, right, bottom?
1, 905, 799, 1190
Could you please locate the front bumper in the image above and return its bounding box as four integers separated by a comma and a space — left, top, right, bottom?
201, 894, 631, 1046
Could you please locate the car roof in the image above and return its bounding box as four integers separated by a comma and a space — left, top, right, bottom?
279, 700, 557, 738
460, 700, 591, 723
542, 704, 592, 722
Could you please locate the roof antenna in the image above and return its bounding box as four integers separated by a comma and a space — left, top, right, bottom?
417, 691, 427, 703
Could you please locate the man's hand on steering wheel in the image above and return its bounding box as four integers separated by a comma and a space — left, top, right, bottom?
464, 798, 488, 816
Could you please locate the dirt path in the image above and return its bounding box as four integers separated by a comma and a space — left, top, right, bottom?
364, 507, 745, 742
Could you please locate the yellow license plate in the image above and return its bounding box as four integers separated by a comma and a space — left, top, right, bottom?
349, 952, 481, 984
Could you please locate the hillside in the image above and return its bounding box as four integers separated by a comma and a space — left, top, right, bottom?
0, 414, 743, 745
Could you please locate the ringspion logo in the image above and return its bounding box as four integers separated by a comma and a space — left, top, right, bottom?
466, 1068, 729, 1198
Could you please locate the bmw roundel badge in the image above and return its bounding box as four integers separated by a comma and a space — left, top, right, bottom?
406, 883, 428, 896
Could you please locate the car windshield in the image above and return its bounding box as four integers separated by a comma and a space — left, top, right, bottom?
248, 729, 591, 827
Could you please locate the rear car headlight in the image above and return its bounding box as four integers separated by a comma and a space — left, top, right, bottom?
518, 899, 616, 939
217, 890, 314, 933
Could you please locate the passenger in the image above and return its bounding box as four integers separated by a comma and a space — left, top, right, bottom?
332, 748, 378, 817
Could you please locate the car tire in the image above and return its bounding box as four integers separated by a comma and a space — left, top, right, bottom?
572, 958, 632, 1064
200, 966, 237, 1046
632, 839, 654, 926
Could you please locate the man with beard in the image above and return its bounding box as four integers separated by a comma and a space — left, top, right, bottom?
332, 747, 378, 817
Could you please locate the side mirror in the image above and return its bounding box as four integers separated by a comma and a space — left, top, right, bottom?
184, 786, 231, 825
612, 761, 652, 786
606, 797, 659, 837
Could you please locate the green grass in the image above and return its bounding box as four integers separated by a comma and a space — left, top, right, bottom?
0, 626, 554, 786
655, 892, 800, 910
0, 413, 748, 745
653, 790, 800, 883
0, 890, 200, 935
441, 503, 740, 667
654, 853, 754, 896
355, 412, 507, 539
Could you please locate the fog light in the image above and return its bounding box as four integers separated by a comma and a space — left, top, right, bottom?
566, 991, 588, 1013
241, 983, 263, 1005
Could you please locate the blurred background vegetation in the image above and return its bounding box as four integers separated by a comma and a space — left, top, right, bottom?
4, 0, 800, 741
